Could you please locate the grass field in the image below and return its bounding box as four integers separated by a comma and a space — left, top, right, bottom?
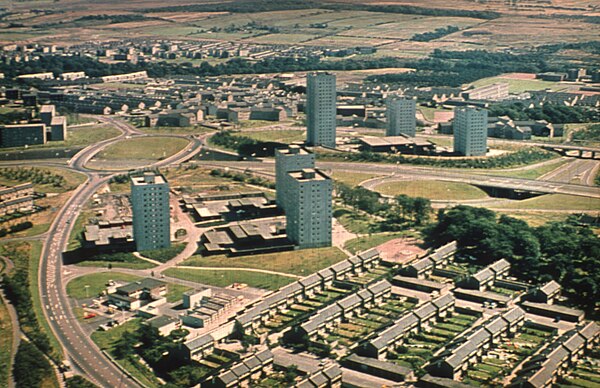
138, 125, 214, 136
91, 319, 161, 388
66, 272, 141, 299
0, 297, 13, 388
344, 232, 410, 254
74, 258, 156, 270
373, 180, 489, 200
95, 137, 189, 161
491, 194, 600, 211
330, 171, 384, 186
164, 268, 294, 290
66, 272, 192, 302
469, 75, 564, 93
334, 207, 376, 234
181, 246, 347, 276
235, 129, 305, 143
64, 124, 121, 146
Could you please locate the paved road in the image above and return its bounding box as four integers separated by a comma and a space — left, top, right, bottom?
539, 159, 600, 186
197, 160, 600, 199
37, 117, 208, 387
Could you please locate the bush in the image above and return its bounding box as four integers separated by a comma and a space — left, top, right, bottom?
13, 342, 53, 388
141, 244, 185, 263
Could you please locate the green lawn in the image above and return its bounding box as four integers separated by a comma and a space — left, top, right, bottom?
235, 129, 305, 143
344, 232, 413, 254
66, 272, 142, 299
330, 171, 384, 186
166, 283, 193, 303
95, 137, 189, 161
91, 319, 161, 388
74, 259, 156, 270
333, 207, 376, 234
373, 180, 489, 200
164, 268, 294, 290
181, 247, 347, 276
492, 194, 600, 211
138, 125, 214, 136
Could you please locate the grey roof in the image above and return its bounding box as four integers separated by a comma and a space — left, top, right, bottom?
578, 321, 600, 341
409, 257, 434, 272
471, 268, 494, 283
300, 273, 321, 288
432, 293, 455, 310
230, 362, 250, 378
243, 356, 261, 371
562, 332, 585, 353
147, 315, 178, 328
371, 312, 419, 350
347, 255, 362, 266
356, 289, 372, 302
255, 349, 274, 363
430, 241, 458, 263
485, 316, 508, 336
309, 372, 328, 387
539, 280, 561, 296
489, 259, 510, 274
330, 260, 352, 275
367, 279, 391, 296
337, 293, 361, 311
420, 374, 477, 388
345, 354, 412, 376
236, 306, 261, 325
358, 248, 379, 262
317, 267, 334, 280
279, 281, 303, 296
413, 302, 437, 320
322, 364, 342, 380
502, 307, 525, 324
185, 333, 214, 351
521, 301, 585, 318
217, 370, 238, 385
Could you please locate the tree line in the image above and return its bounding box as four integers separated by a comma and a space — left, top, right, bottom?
321, 147, 556, 169
489, 103, 599, 124
141, 1, 500, 20
411, 26, 460, 42
0, 167, 66, 187
424, 206, 600, 313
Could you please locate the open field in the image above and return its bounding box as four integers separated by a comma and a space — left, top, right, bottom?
94, 136, 189, 161
164, 267, 294, 290
373, 180, 489, 200
182, 247, 347, 276
480, 158, 570, 180
491, 194, 600, 211
64, 124, 122, 146
468, 74, 569, 93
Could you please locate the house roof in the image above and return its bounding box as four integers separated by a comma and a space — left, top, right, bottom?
539, 280, 561, 296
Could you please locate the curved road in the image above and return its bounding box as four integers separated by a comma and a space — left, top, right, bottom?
38, 118, 205, 387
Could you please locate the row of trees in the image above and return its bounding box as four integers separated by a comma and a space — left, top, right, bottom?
411, 26, 459, 42
424, 206, 600, 313
13, 342, 53, 388
209, 168, 275, 189
0, 167, 66, 187
209, 131, 284, 157
322, 147, 556, 169
0, 221, 33, 237
141, 1, 501, 19
489, 103, 600, 124
367, 49, 555, 87
2, 250, 55, 358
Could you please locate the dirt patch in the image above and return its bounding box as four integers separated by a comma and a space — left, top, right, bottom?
377, 237, 426, 265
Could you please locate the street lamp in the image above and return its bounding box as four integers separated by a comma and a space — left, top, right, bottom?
84, 284, 90, 299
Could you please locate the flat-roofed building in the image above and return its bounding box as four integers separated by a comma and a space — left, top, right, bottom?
386, 95, 417, 137
0, 123, 46, 147
130, 172, 171, 251
275, 145, 315, 211
306, 72, 336, 148
285, 168, 332, 249
453, 106, 488, 156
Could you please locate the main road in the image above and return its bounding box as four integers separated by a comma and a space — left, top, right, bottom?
38, 118, 205, 387
201, 160, 600, 199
